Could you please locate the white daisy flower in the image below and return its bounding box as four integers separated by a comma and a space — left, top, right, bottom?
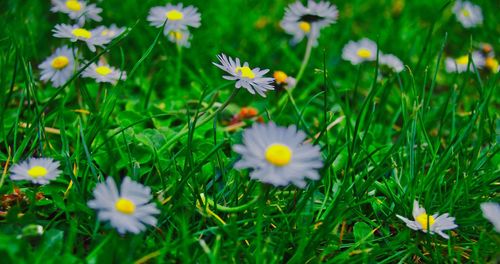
445, 52, 485, 73
280, 0, 339, 46
51, 0, 102, 26
81, 62, 127, 84
452, 1, 483, 28
95, 24, 126, 42
39, 45, 77, 87
53, 24, 110, 52
396, 200, 458, 239
147, 3, 201, 35
167, 30, 191, 48
341, 38, 378, 65
9, 157, 62, 185
480, 202, 500, 232
88, 177, 160, 234
380, 53, 404, 73
233, 122, 323, 188
213, 54, 275, 97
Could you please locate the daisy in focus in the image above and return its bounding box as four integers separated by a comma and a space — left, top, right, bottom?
341, 38, 378, 65
39, 45, 77, 87
53, 24, 110, 52
10, 157, 62, 185
273, 71, 297, 90
51, 0, 102, 26
379, 54, 404, 73
233, 122, 323, 188
88, 177, 160, 234
396, 200, 458, 239
452, 1, 483, 28
147, 3, 201, 35
95, 24, 126, 42
167, 30, 192, 48
280, 0, 339, 46
480, 202, 500, 232
445, 52, 485, 73
213, 53, 274, 97
82, 62, 127, 84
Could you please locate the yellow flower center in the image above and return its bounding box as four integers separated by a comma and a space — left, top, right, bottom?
165, 10, 184, 21
101, 29, 110, 36
27, 166, 48, 178
72, 28, 92, 39
65, 0, 82, 12
51, 56, 70, 69
357, 48, 372, 59
170, 31, 183, 40
235, 66, 255, 79
115, 198, 136, 214
273, 71, 288, 84
298, 21, 311, 33
461, 8, 470, 17
485, 57, 499, 72
265, 144, 292, 166
415, 213, 435, 231
95, 66, 112, 76
456, 55, 469, 65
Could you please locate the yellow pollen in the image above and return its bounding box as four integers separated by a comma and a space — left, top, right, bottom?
27, 166, 48, 178
65, 0, 82, 12
95, 66, 112, 76
415, 213, 435, 231
298, 21, 311, 33
456, 55, 469, 65
170, 31, 183, 40
72, 28, 92, 39
273, 71, 288, 84
265, 144, 292, 166
51, 56, 69, 69
235, 66, 255, 79
115, 198, 136, 214
461, 8, 470, 17
357, 48, 372, 59
165, 10, 184, 21
485, 57, 499, 72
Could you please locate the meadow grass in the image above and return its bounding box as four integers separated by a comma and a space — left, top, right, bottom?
0, 0, 499, 263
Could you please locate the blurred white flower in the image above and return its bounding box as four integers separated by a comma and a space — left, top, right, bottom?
452, 1, 483, 28
51, 0, 102, 26
280, 0, 339, 46
82, 62, 127, 84
480, 202, 500, 232
39, 45, 78, 87
341, 38, 378, 65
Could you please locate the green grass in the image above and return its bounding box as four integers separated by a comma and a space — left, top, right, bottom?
1, 0, 499, 263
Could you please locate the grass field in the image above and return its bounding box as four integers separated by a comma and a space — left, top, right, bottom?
0, 0, 499, 263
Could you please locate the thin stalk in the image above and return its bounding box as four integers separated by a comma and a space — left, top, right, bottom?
175, 44, 183, 89
295, 33, 315, 86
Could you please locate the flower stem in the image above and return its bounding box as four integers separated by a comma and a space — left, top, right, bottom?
294, 34, 315, 86
175, 44, 183, 89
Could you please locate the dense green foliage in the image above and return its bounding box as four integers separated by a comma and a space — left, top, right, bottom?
0, 0, 499, 263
